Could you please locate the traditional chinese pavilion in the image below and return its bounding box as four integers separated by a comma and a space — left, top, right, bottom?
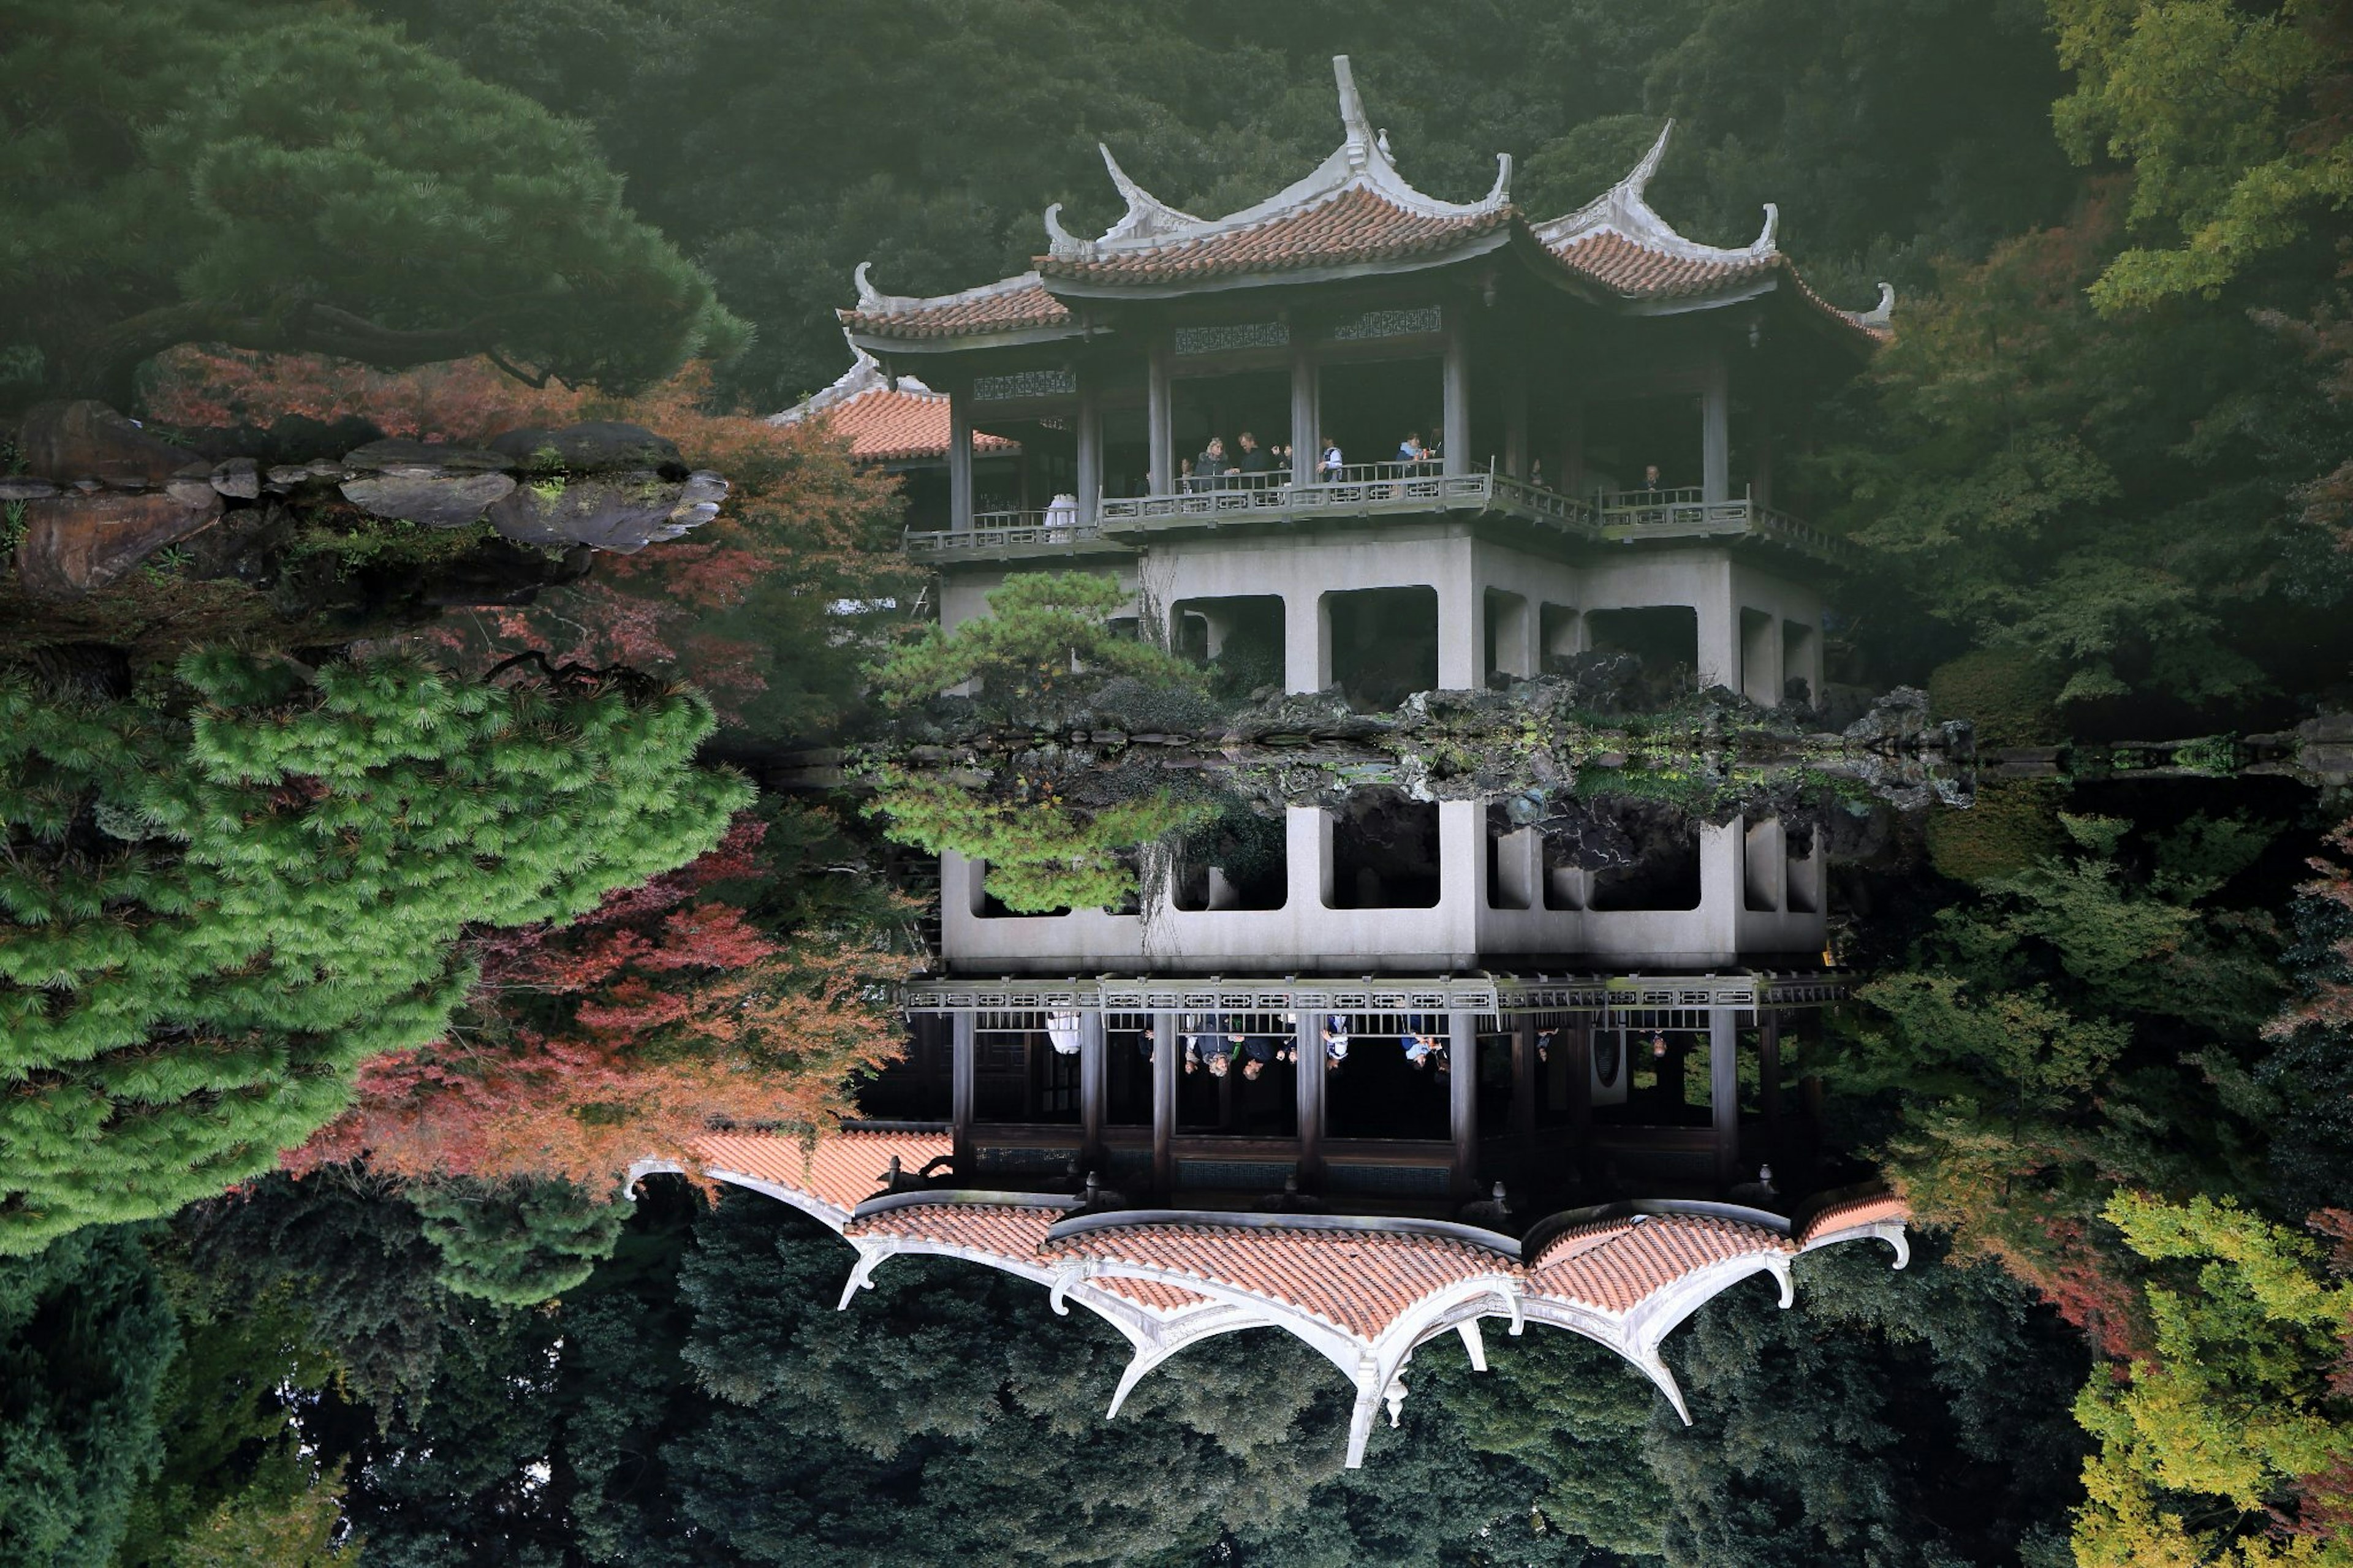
675, 58, 1908, 1464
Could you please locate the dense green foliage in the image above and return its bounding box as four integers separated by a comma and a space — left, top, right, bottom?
0, 653, 749, 1254
0, 0, 746, 408
414, 1180, 635, 1307
0, 1227, 176, 1568
870, 572, 1202, 711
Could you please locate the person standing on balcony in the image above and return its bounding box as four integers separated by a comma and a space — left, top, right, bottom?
1195, 435, 1230, 490
1237, 431, 1273, 488
1642, 463, 1662, 492
1395, 431, 1424, 464
1319, 436, 1343, 479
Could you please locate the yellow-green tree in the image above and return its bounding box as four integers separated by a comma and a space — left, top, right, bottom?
2074, 1191, 2353, 1566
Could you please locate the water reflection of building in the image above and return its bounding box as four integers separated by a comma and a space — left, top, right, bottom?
678, 58, 1908, 1464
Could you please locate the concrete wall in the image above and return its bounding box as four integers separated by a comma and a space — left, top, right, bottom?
942, 807, 1827, 974
936, 532, 1823, 706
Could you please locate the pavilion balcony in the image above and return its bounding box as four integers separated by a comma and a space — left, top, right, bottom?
901, 969, 1852, 1015
902, 471, 1851, 566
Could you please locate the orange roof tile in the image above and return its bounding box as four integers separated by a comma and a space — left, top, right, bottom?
1798, 1191, 1910, 1244
842, 281, 1071, 341
1526, 1214, 1786, 1312
1048, 1222, 1502, 1341
816, 386, 1019, 463
1550, 230, 1778, 300
844, 1200, 1063, 1262
1040, 185, 1509, 286
691, 1129, 950, 1221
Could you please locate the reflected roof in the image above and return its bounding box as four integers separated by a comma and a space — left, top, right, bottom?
637, 1130, 1909, 1468
770, 346, 1021, 461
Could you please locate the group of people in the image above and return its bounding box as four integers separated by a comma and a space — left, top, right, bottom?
1170, 1013, 1353, 1080
1170, 431, 1367, 493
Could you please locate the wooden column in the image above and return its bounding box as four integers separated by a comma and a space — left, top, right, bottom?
950, 1011, 976, 1175
1151, 1010, 1177, 1199
1079, 1009, 1107, 1173
1753, 420, 1774, 513
1562, 401, 1586, 497
1511, 1017, 1537, 1140
1701, 355, 1730, 503
1148, 336, 1174, 495
1296, 1010, 1325, 1187
1759, 1007, 1784, 1168
948, 382, 976, 531
1442, 305, 1471, 478
1448, 1009, 1479, 1199
1290, 342, 1320, 486
1710, 1007, 1740, 1189
1076, 373, 1104, 525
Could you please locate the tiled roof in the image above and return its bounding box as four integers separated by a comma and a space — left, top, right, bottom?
1550, 230, 1778, 300
1047, 1222, 1502, 1341
841, 278, 1072, 341
817, 386, 1019, 463
1040, 185, 1510, 286
1798, 1191, 1911, 1244
1525, 1213, 1787, 1312
690, 1129, 950, 1223
845, 1200, 1063, 1260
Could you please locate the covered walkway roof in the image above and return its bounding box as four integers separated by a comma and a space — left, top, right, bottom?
634, 1129, 1909, 1468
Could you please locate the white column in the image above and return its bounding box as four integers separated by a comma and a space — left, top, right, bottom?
1286, 806, 1333, 912
1148, 338, 1173, 496
951, 1011, 976, 1173
1291, 343, 1319, 487
948, 383, 975, 531
1284, 590, 1329, 694
1449, 1009, 1479, 1198
1437, 547, 1479, 690
1503, 357, 1528, 479
1695, 559, 1737, 691
1710, 1006, 1740, 1188
1077, 375, 1104, 526
1442, 305, 1471, 478
1701, 356, 1729, 504
1080, 1009, 1107, 1170
1151, 1010, 1177, 1198
1295, 1010, 1324, 1186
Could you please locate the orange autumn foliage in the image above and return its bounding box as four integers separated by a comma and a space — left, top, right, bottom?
146, 349, 917, 729
290, 814, 917, 1193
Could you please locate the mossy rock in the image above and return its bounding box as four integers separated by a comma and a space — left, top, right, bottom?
1928, 648, 2065, 748
1927, 778, 2066, 885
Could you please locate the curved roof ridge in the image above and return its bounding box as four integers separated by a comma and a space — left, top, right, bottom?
1533, 120, 1777, 267
1047, 55, 1510, 267
852, 261, 1047, 316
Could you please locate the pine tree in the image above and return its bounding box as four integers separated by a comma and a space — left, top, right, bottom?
414, 1178, 635, 1306
0, 651, 750, 1254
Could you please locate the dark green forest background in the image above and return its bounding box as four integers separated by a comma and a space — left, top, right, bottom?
4, 1, 2352, 1565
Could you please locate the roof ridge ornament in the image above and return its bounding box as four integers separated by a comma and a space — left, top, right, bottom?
1095, 143, 1202, 245
1334, 55, 1374, 168
1044, 201, 1093, 261
1859, 281, 1896, 329
1533, 119, 1783, 267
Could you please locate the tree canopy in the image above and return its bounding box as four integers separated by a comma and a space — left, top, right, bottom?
0, 651, 749, 1254
0, 0, 748, 409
